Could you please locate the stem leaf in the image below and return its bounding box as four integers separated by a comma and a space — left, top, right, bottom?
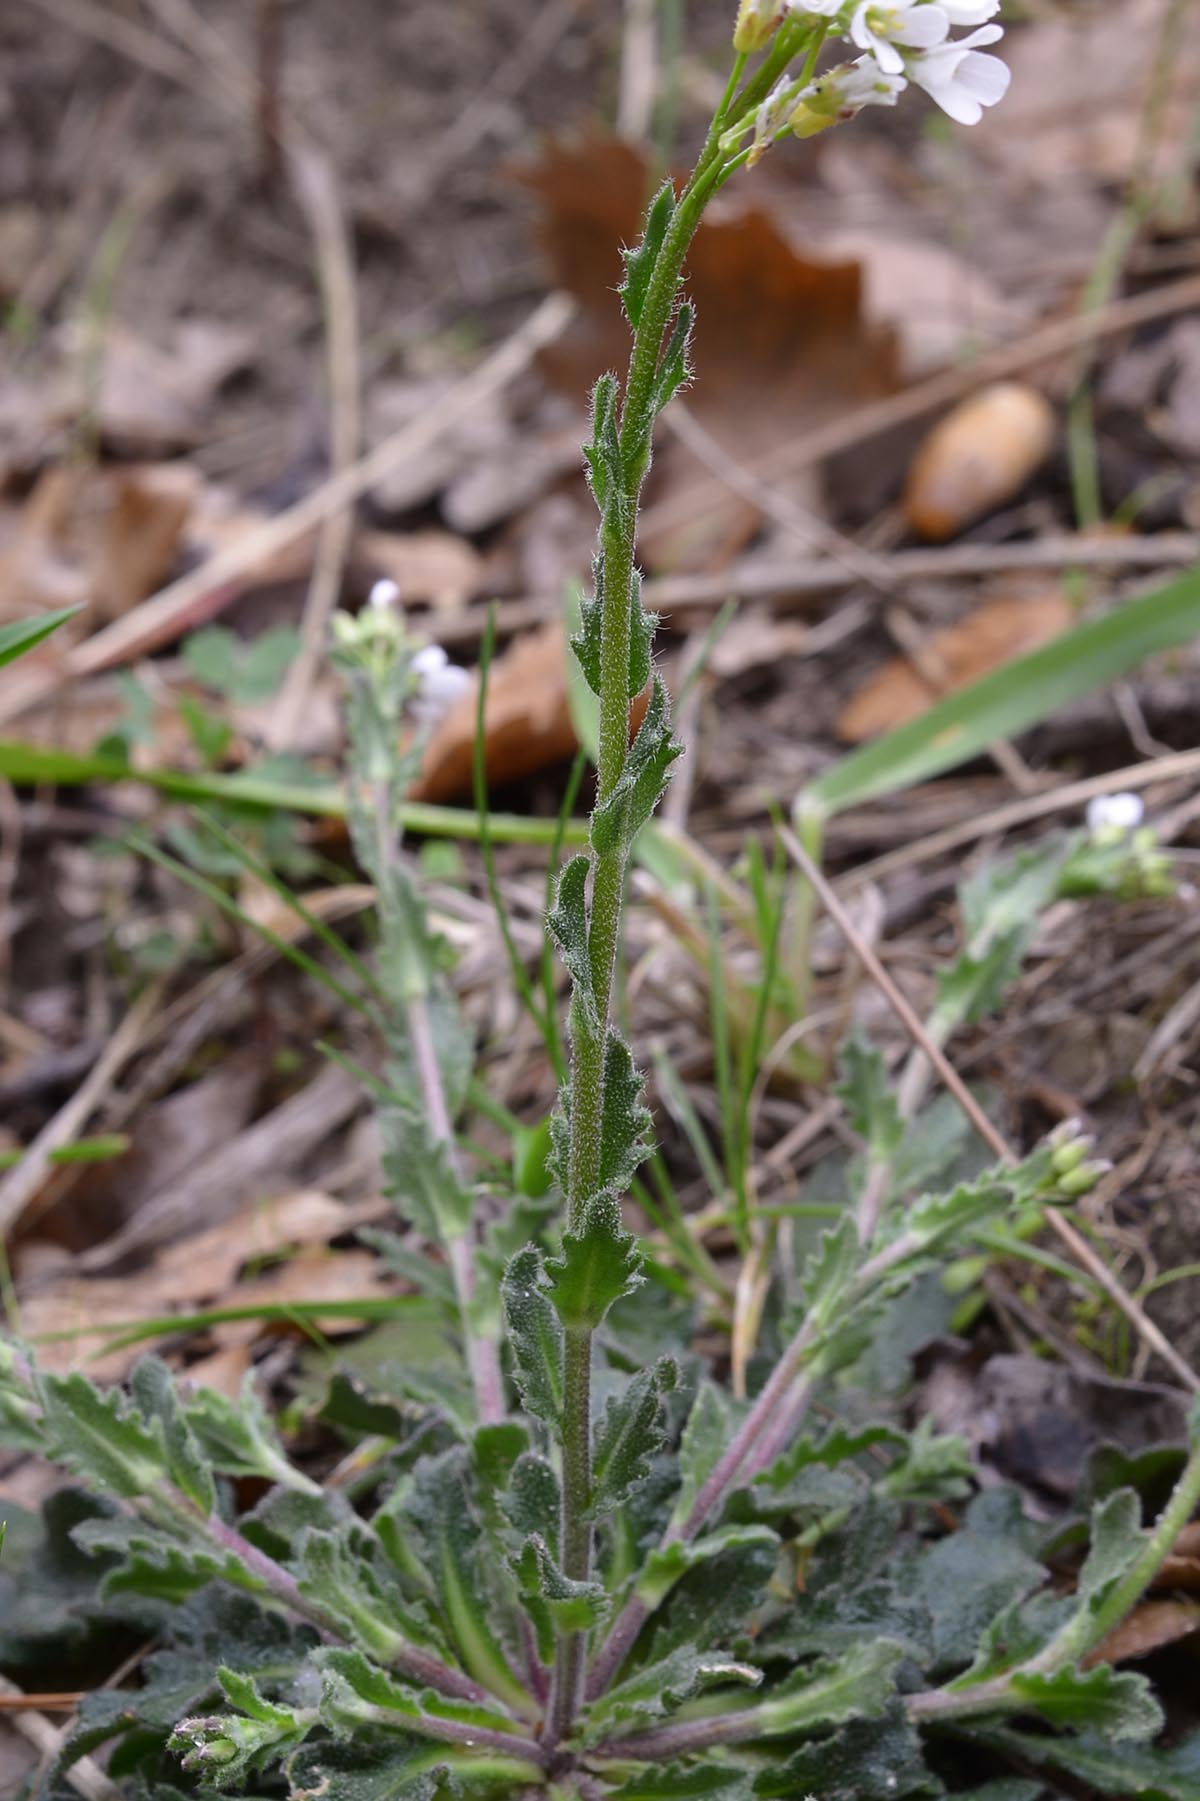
502, 1247, 566, 1426
547, 1191, 643, 1331
590, 674, 681, 858
588, 1357, 678, 1519
620, 181, 678, 330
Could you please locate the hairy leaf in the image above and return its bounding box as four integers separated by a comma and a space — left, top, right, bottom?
620, 181, 676, 330
182, 1373, 315, 1495
837, 1036, 903, 1165
548, 853, 598, 1033
970, 1723, 1200, 1801
670, 1381, 739, 1531
756, 1700, 938, 1801
547, 1190, 643, 1330
502, 1245, 564, 1424
589, 1358, 678, 1519
1010, 1662, 1163, 1740
590, 675, 681, 858
581, 1646, 762, 1746
513, 1534, 608, 1661
635, 1523, 780, 1611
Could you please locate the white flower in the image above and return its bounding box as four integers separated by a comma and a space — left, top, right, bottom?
907, 21, 1009, 123
368, 578, 401, 611
850, 2, 949, 76
788, 53, 907, 133
411, 643, 471, 725
940, 0, 1000, 21
1086, 792, 1145, 834
789, 1, 846, 15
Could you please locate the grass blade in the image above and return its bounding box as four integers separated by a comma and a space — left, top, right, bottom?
806, 563, 1200, 817
0, 607, 81, 668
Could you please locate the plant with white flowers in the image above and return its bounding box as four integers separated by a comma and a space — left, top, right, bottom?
5, 9, 1200, 1801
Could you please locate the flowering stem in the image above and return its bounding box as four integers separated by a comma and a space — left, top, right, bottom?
372, 780, 505, 1429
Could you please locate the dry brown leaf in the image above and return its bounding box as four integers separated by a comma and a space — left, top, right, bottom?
357, 528, 488, 613
51, 319, 256, 453
19, 1189, 381, 1380
520, 135, 896, 571
904, 382, 1057, 541
211, 1247, 392, 1346
821, 230, 1028, 381
1085, 1599, 1200, 1668
836, 590, 1075, 743
412, 620, 580, 803
92, 463, 200, 620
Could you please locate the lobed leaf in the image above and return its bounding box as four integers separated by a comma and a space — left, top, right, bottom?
547, 1190, 643, 1331
589, 1358, 678, 1519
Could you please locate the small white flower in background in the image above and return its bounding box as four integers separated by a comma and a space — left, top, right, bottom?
368, 578, 401, 611
906, 21, 1009, 123
849, 2, 949, 76
411, 643, 472, 726
1086, 792, 1145, 835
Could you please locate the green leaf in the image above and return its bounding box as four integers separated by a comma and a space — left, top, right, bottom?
620, 181, 676, 330
404, 1449, 533, 1716
72, 1514, 253, 1605
608, 1766, 756, 1800
876, 1418, 973, 1505
970, 1723, 1200, 1801
1010, 1662, 1163, 1740
573, 559, 657, 711
1077, 1486, 1146, 1619
801, 1214, 860, 1332
502, 1245, 564, 1424
548, 853, 598, 1032
755, 1700, 937, 1801
502, 1452, 561, 1557
756, 1421, 906, 1493
635, 1523, 780, 1611
287, 1737, 540, 1800
650, 301, 694, 418
589, 1358, 678, 1518
170, 1666, 312, 1785
806, 563, 1200, 817
757, 1640, 906, 1737
590, 674, 681, 857
130, 1359, 215, 1516
837, 1036, 903, 1164
581, 1646, 762, 1746
917, 1488, 1047, 1673
384, 1129, 475, 1247
547, 1190, 643, 1330
0, 605, 80, 669
37, 1370, 167, 1497
315, 1645, 519, 1738
583, 372, 622, 515
936, 840, 1073, 1028
513, 1533, 608, 1660
297, 1524, 445, 1667
670, 1381, 739, 1531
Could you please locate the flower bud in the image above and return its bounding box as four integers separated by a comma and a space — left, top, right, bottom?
1049, 1135, 1089, 1178
734, 0, 786, 51
788, 55, 906, 137
1055, 1159, 1113, 1199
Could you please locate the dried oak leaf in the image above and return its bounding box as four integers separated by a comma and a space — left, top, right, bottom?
519, 135, 896, 571
411, 621, 581, 804
836, 589, 1074, 743
904, 382, 1057, 542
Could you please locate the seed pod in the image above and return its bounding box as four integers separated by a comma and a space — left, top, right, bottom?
904, 381, 1057, 540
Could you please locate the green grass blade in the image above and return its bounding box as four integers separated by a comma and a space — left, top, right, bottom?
0, 739, 589, 846
806, 563, 1200, 817
0, 607, 81, 668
